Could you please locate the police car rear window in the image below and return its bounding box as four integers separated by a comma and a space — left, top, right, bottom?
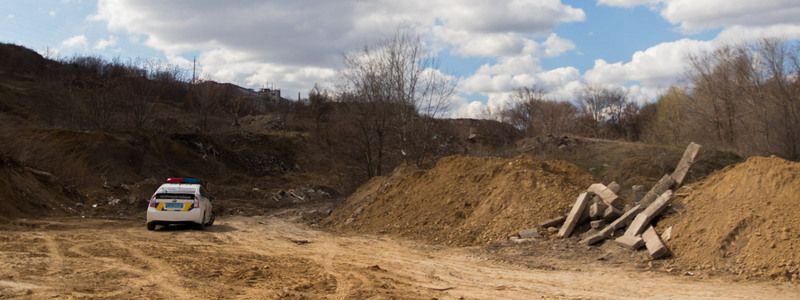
155, 193, 195, 200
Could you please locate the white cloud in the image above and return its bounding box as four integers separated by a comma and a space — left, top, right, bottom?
586, 0, 800, 106
60, 35, 89, 49
598, 0, 660, 8
6, 14, 14, 19
48, 10, 57, 17
94, 35, 117, 50
660, 0, 800, 32
92, 0, 585, 98
542, 33, 576, 57
584, 38, 714, 87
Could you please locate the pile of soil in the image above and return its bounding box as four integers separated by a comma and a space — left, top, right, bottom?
662, 156, 800, 281
328, 155, 594, 246
0, 155, 76, 220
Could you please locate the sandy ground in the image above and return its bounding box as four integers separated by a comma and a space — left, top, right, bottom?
1, 216, 799, 300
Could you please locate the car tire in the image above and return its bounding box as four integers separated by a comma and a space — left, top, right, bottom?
147, 222, 156, 231
206, 212, 215, 227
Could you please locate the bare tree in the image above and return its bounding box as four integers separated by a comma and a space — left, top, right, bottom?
576, 85, 627, 137
339, 31, 456, 176
500, 86, 577, 137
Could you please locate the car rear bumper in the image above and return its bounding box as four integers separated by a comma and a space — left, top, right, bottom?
147, 207, 204, 224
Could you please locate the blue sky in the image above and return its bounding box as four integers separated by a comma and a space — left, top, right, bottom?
2, 1, 799, 117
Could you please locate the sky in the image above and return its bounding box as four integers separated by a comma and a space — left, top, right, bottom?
2, 0, 800, 118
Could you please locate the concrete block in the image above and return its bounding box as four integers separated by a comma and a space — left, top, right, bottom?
671, 142, 702, 186
661, 226, 673, 242
642, 226, 670, 259
590, 219, 606, 229
589, 200, 608, 220
614, 234, 644, 250
624, 190, 674, 237
581, 204, 643, 245
518, 228, 540, 239
639, 175, 675, 207
587, 183, 622, 208
602, 205, 622, 221
558, 192, 591, 238
539, 215, 566, 228
608, 181, 621, 194
630, 185, 645, 203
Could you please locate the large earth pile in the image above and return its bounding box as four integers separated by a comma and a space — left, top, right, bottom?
328, 155, 594, 246
662, 156, 800, 281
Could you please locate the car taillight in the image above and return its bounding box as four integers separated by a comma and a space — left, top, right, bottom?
192, 200, 199, 209
149, 199, 156, 208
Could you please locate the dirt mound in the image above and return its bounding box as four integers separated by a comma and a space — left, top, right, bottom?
662, 156, 800, 281
0, 155, 77, 220
328, 155, 594, 246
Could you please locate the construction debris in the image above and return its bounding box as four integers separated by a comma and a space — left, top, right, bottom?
660, 226, 672, 242
587, 183, 622, 208
588, 200, 608, 220
566, 143, 700, 260
539, 216, 566, 228
639, 175, 675, 207
518, 228, 540, 239
642, 226, 670, 259
630, 185, 645, 203
558, 192, 590, 238
614, 234, 644, 250
671, 142, 702, 185
602, 205, 621, 221
581, 204, 642, 245
625, 190, 674, 237
607, 181, 621, 194
590, 220, 606, 229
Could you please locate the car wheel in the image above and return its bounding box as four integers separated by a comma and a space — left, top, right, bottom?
147, 222, 156, 231
206, 212, 215, 227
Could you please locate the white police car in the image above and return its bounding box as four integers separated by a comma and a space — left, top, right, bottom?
146, 178, 215, 230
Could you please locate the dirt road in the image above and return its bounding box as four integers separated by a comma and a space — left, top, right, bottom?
1, 216, 799, 299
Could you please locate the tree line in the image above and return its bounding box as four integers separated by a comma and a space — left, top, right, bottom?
491, 39, 800, 161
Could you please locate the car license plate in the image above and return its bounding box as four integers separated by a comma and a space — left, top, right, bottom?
165, 202, 183, 209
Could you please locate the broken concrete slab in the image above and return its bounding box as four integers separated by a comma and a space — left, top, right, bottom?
631, 185, 645, 203
558, 192, 591, 238
608, 181, 621, 194
624, 190, 674, 237
539, 215, 566, 228
590, 220, 606, 229
518, 228, 540, 239
639, 175, 675, 207
602, 205, 622, 221
581, 204, 643, 245
661, 226, 672, 242
642, 226, 670, 259
587, 183, 622, 208
589, 200, 608, 220
614, 234, 644, 250
671, 142, 702, 186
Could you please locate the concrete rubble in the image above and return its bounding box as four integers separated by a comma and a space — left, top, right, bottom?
558, 192, 590, 238
551, 143, 701, 261
642, 226, 670, 259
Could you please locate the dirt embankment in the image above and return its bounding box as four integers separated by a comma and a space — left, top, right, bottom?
516, 135, 742, 189
662, 156, 800, 281
327, 155, 594, 246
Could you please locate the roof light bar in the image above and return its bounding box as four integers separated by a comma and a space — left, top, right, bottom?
165, 178, 203, 184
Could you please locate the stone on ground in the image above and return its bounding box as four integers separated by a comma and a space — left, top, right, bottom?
558, 192, 591, 238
